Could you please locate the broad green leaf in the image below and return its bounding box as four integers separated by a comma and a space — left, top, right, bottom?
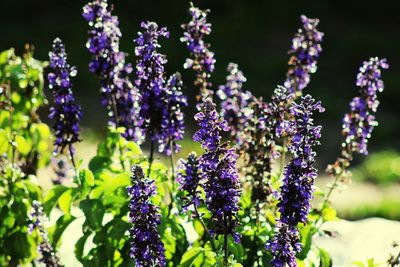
296, 225, 317, 260
79, 199, 105, 230
322, 206, 337, 222
43, 185, 68, 216
319, 247, 332, 267
15, 135, 31, 156
180, 247, 204, 267
79, 169, 95, 197
75, 232, 91, 262
0, 129, 9, 154
49, 214, 76, 248
58, 188, 77, 214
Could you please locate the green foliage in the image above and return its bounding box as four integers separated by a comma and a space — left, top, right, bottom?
339, 198, 400, 221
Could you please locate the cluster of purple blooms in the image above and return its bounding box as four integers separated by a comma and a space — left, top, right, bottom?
82, 0, 140, 141
127, 165, 166, 267
267, 95, 324, 266
217, 63, 252, 145
47, 38, 82, 159
192, 100, 241, 243
181, 3, 216, 104
28, 201, 60, 267
284, 15, 324, 95
176, 152, 201, 210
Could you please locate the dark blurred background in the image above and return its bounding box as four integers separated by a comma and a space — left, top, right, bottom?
1, 0, 399, 166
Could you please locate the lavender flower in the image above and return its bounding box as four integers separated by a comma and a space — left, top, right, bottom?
48, 38, 82, 159
284, 15, 323, 95
83, 0, 140, 141
29, 201, 61, 267
327, 57, 388, 176
269, 86, 295, 138
181, 3, 216, 104
268, 95, 324, 266
127, 165, 166, 267
194, 100, 241, 243
52, 156, 70, 185
158, 73, 188, 155
176, 152, 201, 210
134, 21, 170, 147
217, 63, 252, 144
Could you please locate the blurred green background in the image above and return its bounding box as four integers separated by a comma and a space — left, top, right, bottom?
1, 0, 399, 167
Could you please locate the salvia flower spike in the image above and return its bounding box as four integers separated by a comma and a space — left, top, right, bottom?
194, 100, 241, 243
127, 165, 166, 267
28, 201, 61, 267
48, 38, 82, 162
83, 0, 140, 141
284, 15, 324, 96
181, 3, 216, 105
217, 63, 252, 145
267, 95, 324, 266
134, 21, 171, 149
159, 72, 188, 155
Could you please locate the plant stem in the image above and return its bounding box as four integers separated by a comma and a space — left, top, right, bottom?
223, 214, 228, 266
147, 140, 154, 177
167, 144, 176, 216
193, 204, 216, 251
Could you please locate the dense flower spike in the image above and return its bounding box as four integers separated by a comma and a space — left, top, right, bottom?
327, 58, 388, 176
181, 3, 216, 104
83, 0, 139, 141
217, 63, 252, 144
284, 15, 323, 95
127, 165, 166, 267
268, 95, 324, 266
176, 152, 202, 210
48, 38, 82, 159
28, 201, 61, 267
134, 21, 170, 147
269, 86, 295, 138
159, 73, 188, 155
194, 100, 241, 242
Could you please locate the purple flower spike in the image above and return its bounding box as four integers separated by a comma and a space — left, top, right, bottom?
194, 100, 241, 243
159, 73, 188, 155
284, 15, 324, 95
29, 201, 61, 267
83, 0, 140, 141
181, 3, 216, 104
127, 165, 166, 267
217, 63, 252, 145
267, 95, 324, 266
48, 38, 82, 158
176, 152, 202, 211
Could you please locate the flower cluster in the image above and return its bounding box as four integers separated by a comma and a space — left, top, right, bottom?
327, 57, 388, 176
217, 63, 252, 144
28, 201, 60, 267
83, 0, 139, 141
284, 15, 324, 95
194, 100, 241, 242
176, 152, 201, 210
268, 85, 295, 138
52, 156, 70, 185
158, 73, 188, 155
127, 165, 166, 267
181, 3, 216, 104
47, 38, 82, 159
268, 95, 324, 266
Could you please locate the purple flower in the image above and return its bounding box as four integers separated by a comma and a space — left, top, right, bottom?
341, 57, 388, 157
48, 38, 82, 158
176, 152, 202, 211
268, 86, 295, 138
217, 63, 252, 145
127, 165, 166, 267
134, 21, 170, 146
29, 201, 61, 267
158, 73, 188, 155
284, 15, 324, 95
83, 0, 140, 141
194, 100, 241, 243
267, 95, 324, 266
181, 3, 216, 104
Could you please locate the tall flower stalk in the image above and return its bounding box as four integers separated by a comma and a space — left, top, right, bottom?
193, 100, 241, 263
267, 95, 324, 267
47, 38, 82, 168
29, 201, 61, 267
127, 165, 166, 267
181, 3, 216, 105
83, 0, 140, 141
324, 57, 388, 204
284, 15, 324, 96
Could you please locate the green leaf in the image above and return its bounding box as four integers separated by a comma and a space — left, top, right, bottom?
319, 248, 332, 267
15, 135, 31, 156
43, 185, 69, 216
0, 129, 9, 154
79, 199, 105, 230
180, 247, 204, 267
89, 156, 111, 174
79, 169, 95, 197
58, 188, 77, 215
296, 225, 317, 260
75, 232, 91, 262
49, 214, 76, 248
322, 206, 337, 222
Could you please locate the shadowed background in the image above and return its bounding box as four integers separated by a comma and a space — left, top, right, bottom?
1, 0, 399, 166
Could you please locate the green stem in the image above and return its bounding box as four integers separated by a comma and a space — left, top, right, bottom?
193, 204, 216, 251
147, 140, 154, 177
167, 144, 175, 217
223, 214, 228, 266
